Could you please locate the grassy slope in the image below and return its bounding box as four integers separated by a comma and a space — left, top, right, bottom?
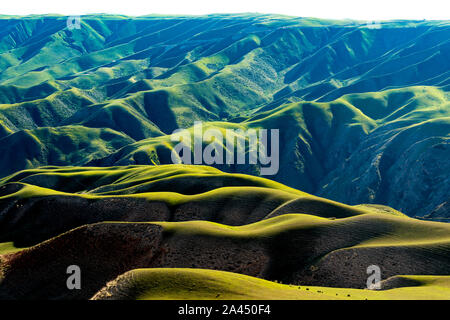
0, 164, 378, 247
92, 268, 450, 300
2, 213, 450, 299
318, 86, 450, 218
0, 164, 449, 299
0, 126, 135, 177
0, 242, 21, 254
0, 164, 306, 195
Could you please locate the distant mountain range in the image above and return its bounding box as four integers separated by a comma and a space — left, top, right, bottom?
0, 14, 448, 220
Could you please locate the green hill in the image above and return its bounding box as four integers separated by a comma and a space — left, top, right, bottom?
92, 268, 450, 300
0, 165, 449, 299
0, 15, 448, 218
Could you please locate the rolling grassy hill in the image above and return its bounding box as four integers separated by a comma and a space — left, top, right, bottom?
91, 269, 450, 300
0, 165, 449, 299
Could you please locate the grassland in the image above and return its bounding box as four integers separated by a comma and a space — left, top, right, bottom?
0, 15, 448, 218
0, 164, 449, 300
0, 14, 448, 300
92, 268, 450, 300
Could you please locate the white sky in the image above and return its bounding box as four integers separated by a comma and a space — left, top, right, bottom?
2, 0, 449, 21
